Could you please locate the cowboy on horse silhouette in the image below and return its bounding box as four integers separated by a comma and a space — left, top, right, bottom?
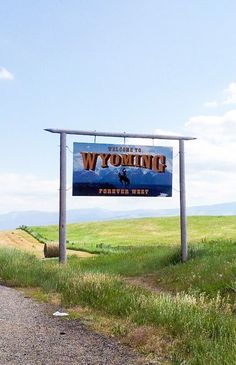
118, 168, 130, 186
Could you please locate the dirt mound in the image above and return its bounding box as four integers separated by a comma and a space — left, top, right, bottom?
0, 230, 94, 259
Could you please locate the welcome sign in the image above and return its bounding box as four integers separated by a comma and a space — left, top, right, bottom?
73, 142, 173, 197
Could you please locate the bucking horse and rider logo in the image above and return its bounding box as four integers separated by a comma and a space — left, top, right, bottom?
118, 168, 130, 186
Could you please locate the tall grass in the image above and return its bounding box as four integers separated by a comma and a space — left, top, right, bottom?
65, 238, 236, 300
154, 239, 236, 296
70, 245, 182, 276
0, 247, 236, 365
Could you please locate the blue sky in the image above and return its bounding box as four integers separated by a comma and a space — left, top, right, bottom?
1, 1, 236, 213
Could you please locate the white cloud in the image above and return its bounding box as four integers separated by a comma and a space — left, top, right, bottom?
0, 173, 58, 213
0, 66, 14, 80
185, 109, 236, 205
186, 110, 236, 144
203, 82, 236, 107
223, 82, 236, 105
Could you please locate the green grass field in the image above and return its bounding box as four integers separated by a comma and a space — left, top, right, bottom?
31, 215, 236, 247
1, 215, 236, 364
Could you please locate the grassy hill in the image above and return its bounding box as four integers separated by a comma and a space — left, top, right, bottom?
30, 215, 236, 247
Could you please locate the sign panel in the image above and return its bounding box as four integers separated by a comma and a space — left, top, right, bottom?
73, 143, 173, 197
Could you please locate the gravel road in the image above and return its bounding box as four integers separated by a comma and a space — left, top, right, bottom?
0, 285, 154, 365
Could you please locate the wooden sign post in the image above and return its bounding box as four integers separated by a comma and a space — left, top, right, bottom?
45, 128, 196, 264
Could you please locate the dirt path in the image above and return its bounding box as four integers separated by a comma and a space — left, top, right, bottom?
123, 275, 172, 295
0, 230, 94, 259
0, 285, 154, 365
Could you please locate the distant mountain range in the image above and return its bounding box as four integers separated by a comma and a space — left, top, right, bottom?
0, 201, 235, 230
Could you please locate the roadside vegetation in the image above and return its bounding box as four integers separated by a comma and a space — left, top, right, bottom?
1, 215, 236, 364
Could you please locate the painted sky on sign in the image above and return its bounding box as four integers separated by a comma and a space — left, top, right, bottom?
73, 143, 173, 173
0, 1, 236, 213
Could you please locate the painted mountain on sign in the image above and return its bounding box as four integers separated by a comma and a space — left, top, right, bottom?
73, 142, 173, 197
